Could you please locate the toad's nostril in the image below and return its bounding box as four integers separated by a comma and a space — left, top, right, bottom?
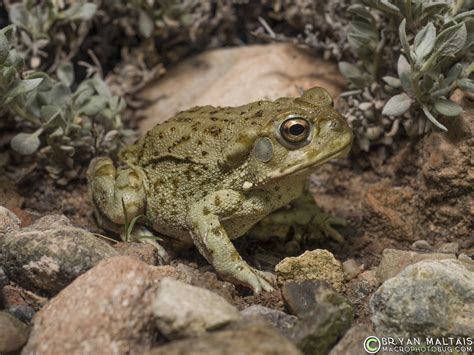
329, 120, 342, 131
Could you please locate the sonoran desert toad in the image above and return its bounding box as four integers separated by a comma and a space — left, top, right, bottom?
87, 87, 352, 293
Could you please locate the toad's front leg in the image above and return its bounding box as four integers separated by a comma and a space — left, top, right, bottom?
188, 190, 275, 293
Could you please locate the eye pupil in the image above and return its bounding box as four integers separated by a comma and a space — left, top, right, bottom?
289, 124, 305, 136
279, 117, 311, 145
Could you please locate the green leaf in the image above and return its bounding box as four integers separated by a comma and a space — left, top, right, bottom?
382, 76, 401, 88
91, 76, 110, 97
433, 23, 467, 57
338, 61, 366, 88
397, 54, 411, 76
138, 10, 154, 38
382, 93, 412, 116
422, 105, 447, 131
379, 0, 402, 16
434, 99, 463, 117
49, 83, 72, 106
57, 62, 74, 86
62, 3, 97, 21
8, 78, 43, 99
457, 78, 474, 92
444, 63, 463, 85
414, 22, 436, 61
10, 130, 42, 155
80, 95, 108, 116
0, 32, 9, 64
0, 25, 15, 42
399, 19, 412, 62
8, 4, 29, 29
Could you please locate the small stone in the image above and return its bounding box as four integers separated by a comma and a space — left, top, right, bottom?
0, 215, 118, 296
7, 304, 36, 323
411, 240, 433, 251
358, 102, 373, 111
275, 249, 344, 292
22, 256, 160, 354
328, 324, 373, 355
241, 305, 297, 338
0, 206, 21, 235
376, 248, 456, 282
0, 267, 8, 289
282, 281, 354, 355
0, 311, 30, 353
144, 323, 301, 355
342, 259, 362, 280
370, 259, 474, 338
437, 242, 459, 254
114, 242, 161, 265
152, 278, 242, 339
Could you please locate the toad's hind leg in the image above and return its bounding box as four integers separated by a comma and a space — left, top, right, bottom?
87, 157, 147, 234
248, 193, 346, 244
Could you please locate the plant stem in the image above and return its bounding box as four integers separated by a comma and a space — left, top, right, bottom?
9, 101, 41, 125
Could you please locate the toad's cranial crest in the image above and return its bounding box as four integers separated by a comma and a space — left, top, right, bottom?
87, 87, 353, 293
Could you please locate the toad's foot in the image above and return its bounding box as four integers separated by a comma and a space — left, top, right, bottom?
188, 189, 276, 294
122, 224, 171, 264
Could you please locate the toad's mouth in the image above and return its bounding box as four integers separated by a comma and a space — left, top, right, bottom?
266, 142, 352, 180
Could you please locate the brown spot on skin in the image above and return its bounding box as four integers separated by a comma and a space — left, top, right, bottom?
204, 126, 222, 136
202, 151, 208, 156
255, 110, 263, 117
214, 195, 221, 206
197, 140, 203, 145
159, 133, 164, 139
274, 186, 280, 192
203, 207, 210, 215
210, 117, 218, 121
170, 127, 176, 132
211, 226, 222, 234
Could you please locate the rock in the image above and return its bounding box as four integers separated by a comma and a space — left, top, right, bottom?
22, 256, 159, 354
7, 304, 36, 323
0, 311, 30, 353
0, 214, 118, 296
376, 248, 457, 282
344, 270, 378, 321
241, 305, 297, 338
138, 43, 346, 132
328, 324, 373, 355
342, 259, 362, 280
282, 280, 354, 355
0, 284, 47, 310
370, 259, 474, 338
152, 277, 242, 339
437, 242, 459, 254
144, 323, 301, 355
364, 184, 422, 241
173, 262, 236, 304
114, 242, 161, 265
411, 240, 433, 251
0, 206, 21, 235
275, 249, 344, 292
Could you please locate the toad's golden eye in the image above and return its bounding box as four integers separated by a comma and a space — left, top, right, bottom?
280, 117, 311, 144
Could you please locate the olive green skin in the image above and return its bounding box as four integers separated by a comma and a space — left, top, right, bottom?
87, 87, 352, 293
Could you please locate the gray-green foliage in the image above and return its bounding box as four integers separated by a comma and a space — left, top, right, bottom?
339, 0, 473, 136
7, 0, 97, 69
0, 25, 129, 169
